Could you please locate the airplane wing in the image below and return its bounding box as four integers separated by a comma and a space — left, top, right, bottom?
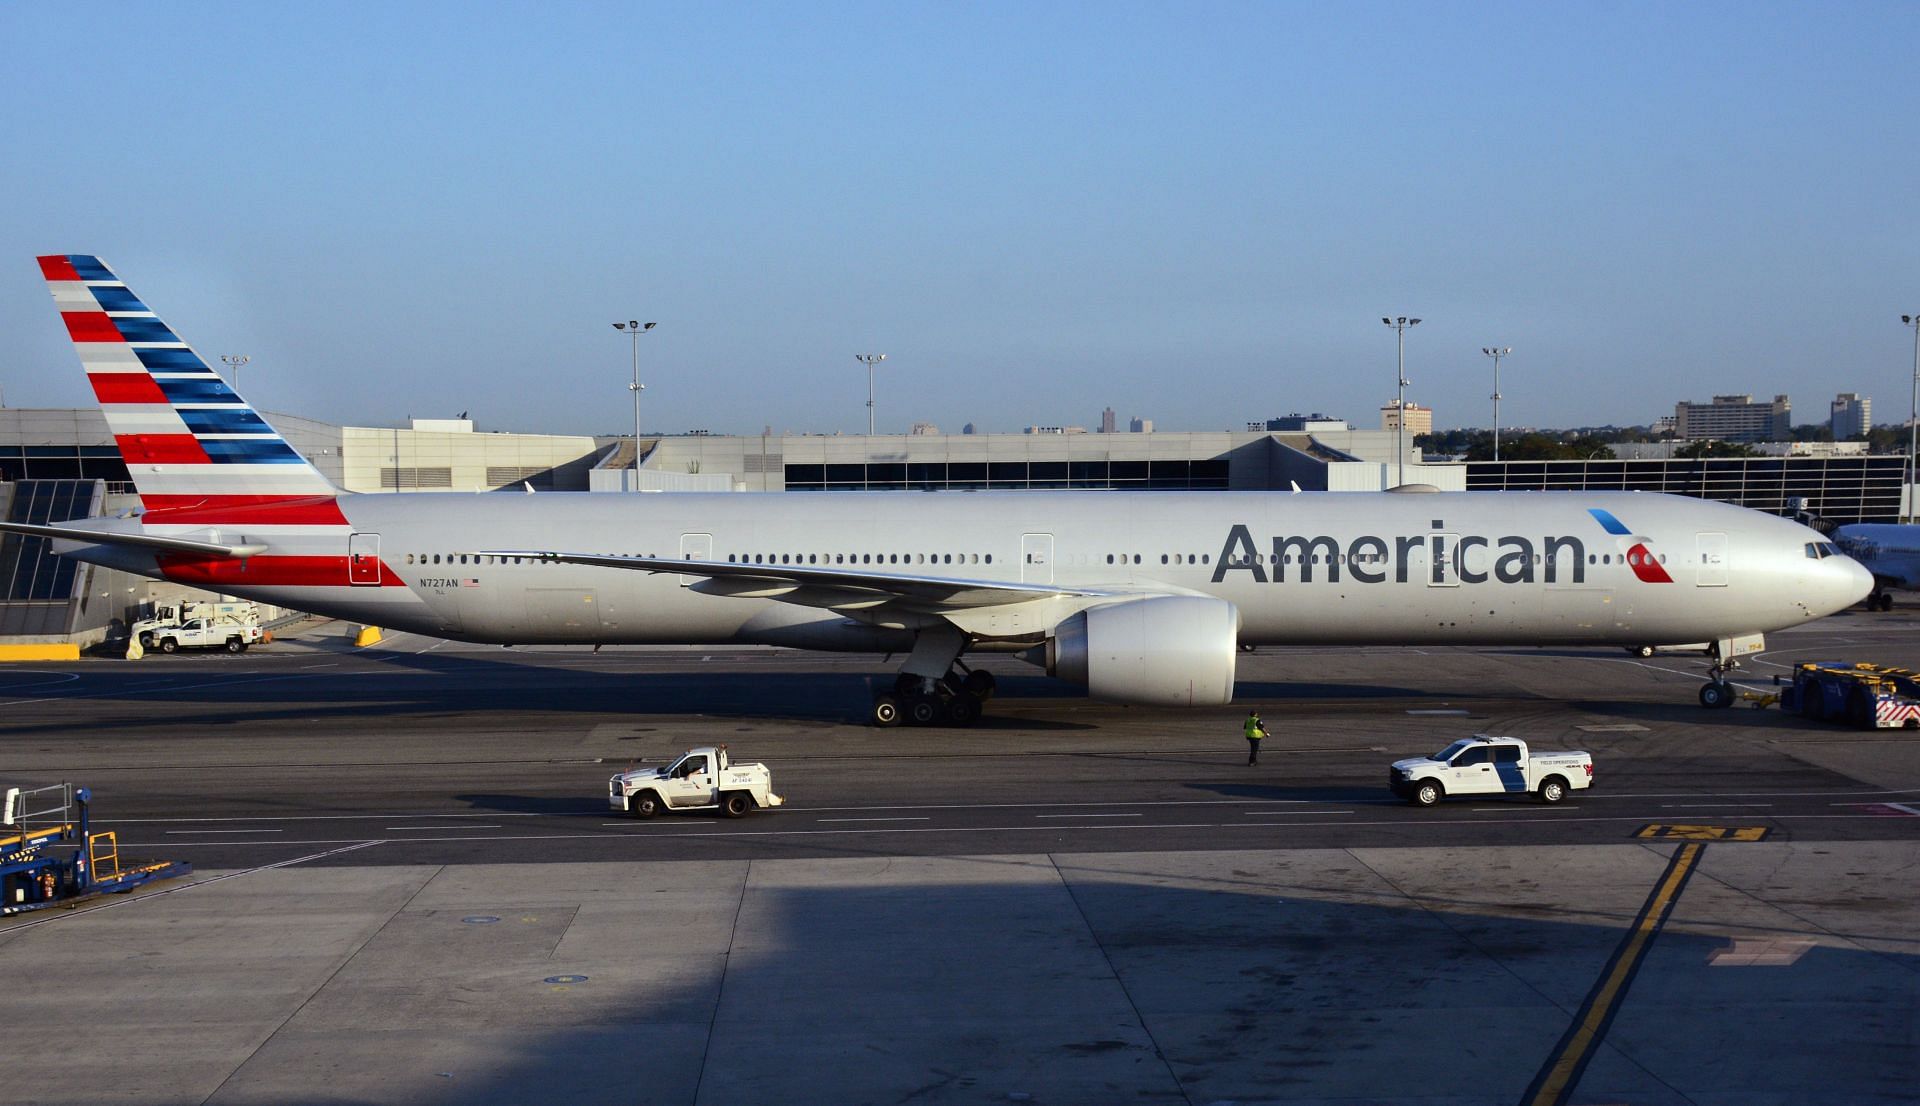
0, 520, 268, 558
478, 550, 1105, 611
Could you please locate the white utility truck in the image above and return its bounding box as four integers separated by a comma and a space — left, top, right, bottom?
1389, 735, 1594, 806
609, 746, 784, 819
134, 601, 263, 652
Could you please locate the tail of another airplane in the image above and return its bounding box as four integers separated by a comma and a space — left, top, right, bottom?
38, 254, 341, 524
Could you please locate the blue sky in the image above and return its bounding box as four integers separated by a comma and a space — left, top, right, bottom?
1, 2, 1915, 436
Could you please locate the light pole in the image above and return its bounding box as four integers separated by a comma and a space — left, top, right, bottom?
1904, 315, 1920, 519
855, 353, 887, 435
220, 354, 250, 395
1381, 317, 1421, 487
1482, 346, 1512, 461
612, 320, 657, 484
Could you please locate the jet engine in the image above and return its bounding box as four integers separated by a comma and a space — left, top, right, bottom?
1042, 596, 1239, 706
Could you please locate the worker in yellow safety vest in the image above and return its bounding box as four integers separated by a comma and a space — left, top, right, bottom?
1244, 710, 1269, 765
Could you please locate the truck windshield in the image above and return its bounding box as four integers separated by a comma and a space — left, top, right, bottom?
1434, 739, 1475, 761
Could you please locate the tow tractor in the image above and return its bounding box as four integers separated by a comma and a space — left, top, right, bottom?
2, 784, 193, 916
1776, 662, 1920, 729
609, 746, 784, 819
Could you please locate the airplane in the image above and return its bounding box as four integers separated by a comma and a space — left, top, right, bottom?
1, 255, 1874, 723
1829, 523, 1920, 611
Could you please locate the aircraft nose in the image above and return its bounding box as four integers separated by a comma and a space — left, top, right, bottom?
1834, 552, 1874, 608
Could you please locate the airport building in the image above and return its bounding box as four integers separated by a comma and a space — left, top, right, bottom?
0, 404, 1908, 644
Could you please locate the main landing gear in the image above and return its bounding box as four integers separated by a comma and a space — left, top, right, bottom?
870, 667, 997, 728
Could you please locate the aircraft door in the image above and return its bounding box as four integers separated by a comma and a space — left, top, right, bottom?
679, 533, 712, 587
1427, 533, 1459, 587
1021, 533, 1054, 585
1696, 532, 1728, 587
348, 533, 382, 586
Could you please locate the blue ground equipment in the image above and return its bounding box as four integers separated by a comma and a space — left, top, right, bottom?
2, 783, 192, 915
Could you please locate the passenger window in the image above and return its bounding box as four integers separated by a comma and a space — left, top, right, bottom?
1453, 747, 1490, 766
1494, 746, 1521, 764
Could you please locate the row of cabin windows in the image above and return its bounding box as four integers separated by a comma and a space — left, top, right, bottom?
400, 549, 1672, 570
730, 552, 992, 566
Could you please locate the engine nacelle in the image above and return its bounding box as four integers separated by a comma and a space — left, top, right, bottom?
1045, 596, 1239, 706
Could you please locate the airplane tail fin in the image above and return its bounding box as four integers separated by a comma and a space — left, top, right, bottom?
38, 255, 340, 523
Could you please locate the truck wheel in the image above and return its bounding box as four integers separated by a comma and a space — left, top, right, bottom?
1538, 776, 1567, 804
721, 792, 751, 819
138, 632, 154, 648
224, 638, 244, 653
159, 638, 178, 654
629, 791, 661, 819
1412, 780, 1443, 807
871, 694, 903, 727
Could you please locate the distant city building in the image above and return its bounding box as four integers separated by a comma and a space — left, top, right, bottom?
1129, 416, 1153, 433
1025, 426, 1088, 435
1651, 416, 1677, 438
1099, 407, 1117, 434
1380, 401, 1432, 436
1264, 413, 1350, 432
1831, 393, 1871, 439
961, 423, 977, 435
1673, 394, 1790, 442
909, 422, 940, 436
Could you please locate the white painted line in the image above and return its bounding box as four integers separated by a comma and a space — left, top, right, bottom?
1245, 810, 1354, 815
816, 817, 932, 823
387, 824, 499, 830
1659, 804, 1773, 808
167, 828, 283, 835
1034, 813, 1143, 819
1407, 709, 1471, 716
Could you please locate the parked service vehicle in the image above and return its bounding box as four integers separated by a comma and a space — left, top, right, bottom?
1389, 735, 1594, 806
609, 745, 784, 819
146, 615, 262, 654
134, 601, 263, 651
1777, 661, 1920, 729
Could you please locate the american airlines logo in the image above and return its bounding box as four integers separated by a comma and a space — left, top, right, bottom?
1209, 510, 1671, 586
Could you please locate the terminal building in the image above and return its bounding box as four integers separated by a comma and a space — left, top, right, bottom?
0, 404, 1908, 645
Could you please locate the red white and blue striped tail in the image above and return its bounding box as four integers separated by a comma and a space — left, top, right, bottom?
39, 254, 339, 522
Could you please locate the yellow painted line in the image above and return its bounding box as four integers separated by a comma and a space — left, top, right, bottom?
0, 644, 79, 661
1636, 823, 1771, 841
1523, 841, 1704, 1106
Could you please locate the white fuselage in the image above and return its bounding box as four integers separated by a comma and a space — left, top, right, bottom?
66, 488, 1870, 653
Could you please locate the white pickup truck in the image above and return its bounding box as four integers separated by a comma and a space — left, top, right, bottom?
1389, 735, 1594, 806
609, 745, 784, 819
146, 616, 263, 654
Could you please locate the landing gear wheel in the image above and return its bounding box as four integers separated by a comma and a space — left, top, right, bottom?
1877, 593, 1895, 612
1699, 681, 1734, 709
1538, 777, 1567, 804
906, 696, 941, 726
871, 694, 904, 728
963, 670, 996, 700
945, 694, 980, 727
1629, 645, 1655, 658
721, 792, 751, 818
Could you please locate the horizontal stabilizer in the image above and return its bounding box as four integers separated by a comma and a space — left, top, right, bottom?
0, 520, 267, 558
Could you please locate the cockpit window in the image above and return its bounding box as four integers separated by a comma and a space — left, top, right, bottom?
1806, 542, 1843, 559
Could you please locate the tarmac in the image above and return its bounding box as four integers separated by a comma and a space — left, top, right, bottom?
2, 614, 1917, 1105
